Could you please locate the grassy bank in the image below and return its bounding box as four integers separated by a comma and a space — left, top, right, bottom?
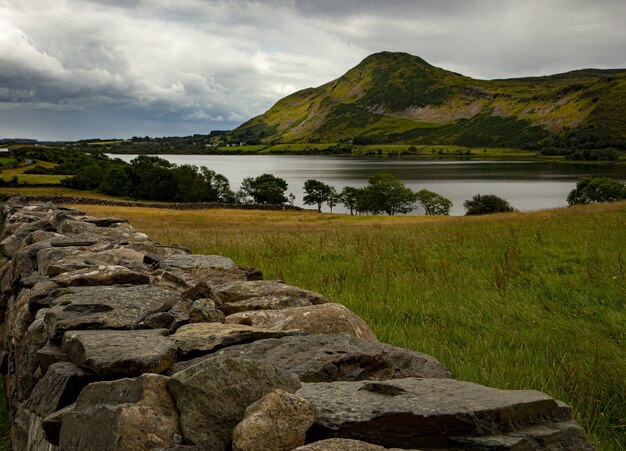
77, 202, 626, 449
211, 143, 545, 159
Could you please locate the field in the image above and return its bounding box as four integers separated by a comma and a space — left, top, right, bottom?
75, 202, 626, 449
0, 161, 68, 185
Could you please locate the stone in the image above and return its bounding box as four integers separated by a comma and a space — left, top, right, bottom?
170, 322, 302, 358
183, 281, 220, 301
13, 240, 53, 280
57, 219, 97, 235
0, 264, 14, 301
37, 247, 89, 276
18, 274, 47, 288
188, 298, 225, 323
232, 389, 316, 451
95, 222, 149, 241
222, 295, 314, 315
293, 439, 406, 451
158, 253, 235, 271
14, 316, 48, 402
26, 230, 61, 245
11, 407, 57, 451
136, 300, 189, 332
29, 279, 61, 306
208, 333, 451, 382
0, 234, 25, 258
43, 285, 184, 340
127, 241, 191, 258
49, 233, 107, 247
37, 342, 70, 372
297, 378, 593, 450
62, 329, 177, 376
38, 247, 147, 277
82, 217, 129, 227
226, 303, 377, 341
25, 362, 93, 417
215, 280, 328, 305
59, 374, 181, 451
42, 403, 75, 446
168, 355, 301, 449
190, 265, 264, 285
149, 269, 194, 292
52, 265, 150, 287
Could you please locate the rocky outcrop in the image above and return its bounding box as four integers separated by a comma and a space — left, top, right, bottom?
0, 196, 593, 450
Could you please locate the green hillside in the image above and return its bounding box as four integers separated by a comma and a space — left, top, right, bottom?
232, 52, 626, 149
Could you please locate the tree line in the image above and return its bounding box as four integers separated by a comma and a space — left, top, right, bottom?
16, 148, 626, 213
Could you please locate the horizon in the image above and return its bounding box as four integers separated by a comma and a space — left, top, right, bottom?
2, 1, 625, 141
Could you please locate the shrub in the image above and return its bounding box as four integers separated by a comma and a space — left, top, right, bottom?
567, 177, 626, 205
464, 194, 516, 215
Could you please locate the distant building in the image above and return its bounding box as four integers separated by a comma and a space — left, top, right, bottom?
0, 148, 9, 156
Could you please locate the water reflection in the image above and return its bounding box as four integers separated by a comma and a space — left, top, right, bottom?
111, 155, 626, 216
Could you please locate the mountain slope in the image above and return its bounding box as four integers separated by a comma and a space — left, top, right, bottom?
231, 52, 626, 148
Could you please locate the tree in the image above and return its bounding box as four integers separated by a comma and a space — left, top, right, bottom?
567, 176, 626, 205
326, 187, 339, 213
416, 189, 452, 215
360, 173, 418, 215
99, 165, 132, 196
464, 194, 516, 215
238, 174, 288, 204
340, 186, 362, 216
303, 179, 332, 212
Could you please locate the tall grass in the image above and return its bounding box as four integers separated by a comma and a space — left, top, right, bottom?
77, 203, 626, 449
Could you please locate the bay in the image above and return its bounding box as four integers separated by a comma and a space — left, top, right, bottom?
110, 154, 626, 216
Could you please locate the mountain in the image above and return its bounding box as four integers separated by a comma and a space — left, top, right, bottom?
231, 52, 626, 149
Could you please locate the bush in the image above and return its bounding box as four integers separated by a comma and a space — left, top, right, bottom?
567, 177, 626, 205
416, 189, 452, 215
464, 194, 516, 215
23, 165, 53, 175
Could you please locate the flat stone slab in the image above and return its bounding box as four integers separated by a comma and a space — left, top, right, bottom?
190, 265, 263, 285
158, 254, 235, 271
82, 217, 129, 227
209, 333, 452, 382
49, 233, 108, 247
221, 295, 314, 315
62, 329, 177, 376
170, 322, 302, 358
43, 285, 184, 340
214, 280, 328, 305
52, 265, 150, 287
297, 378, 590, 450
226, 303, 377, 341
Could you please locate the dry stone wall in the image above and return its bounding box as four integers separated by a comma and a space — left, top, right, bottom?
0, 197, 594, 450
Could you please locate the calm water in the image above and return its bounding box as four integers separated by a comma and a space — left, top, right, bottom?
111, 154, 626, 215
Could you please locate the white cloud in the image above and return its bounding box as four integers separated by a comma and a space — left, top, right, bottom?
0, 0, 624, 139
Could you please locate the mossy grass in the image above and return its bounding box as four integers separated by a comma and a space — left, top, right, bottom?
77, 202, 626, 449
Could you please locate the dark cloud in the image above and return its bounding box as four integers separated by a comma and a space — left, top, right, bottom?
0, 0, 624, 140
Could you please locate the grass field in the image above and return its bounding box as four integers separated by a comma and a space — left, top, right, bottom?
76, 202, 626, 449
0, 161, 68, 185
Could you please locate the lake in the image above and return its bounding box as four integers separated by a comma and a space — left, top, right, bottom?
110, 154, 626, 215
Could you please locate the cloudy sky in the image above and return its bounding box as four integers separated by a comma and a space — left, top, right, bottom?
1, 0, 625, 141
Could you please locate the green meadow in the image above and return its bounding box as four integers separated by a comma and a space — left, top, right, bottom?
76, 202, 626, 449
